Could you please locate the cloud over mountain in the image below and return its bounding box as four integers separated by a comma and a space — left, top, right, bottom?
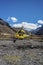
7, 17, 42, 31
13, 22, 41, 31
7, 17, 18, 22
38, 20, 43, 24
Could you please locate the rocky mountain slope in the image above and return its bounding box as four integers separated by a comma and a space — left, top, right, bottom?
35, 25, 43, 35
0, 18, 15, 34
0, 18, 17, 39
31, 25, 43, 35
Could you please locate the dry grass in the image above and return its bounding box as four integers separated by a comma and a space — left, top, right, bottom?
3, 55, 21, 62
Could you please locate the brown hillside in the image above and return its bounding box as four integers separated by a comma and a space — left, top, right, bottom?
0, 18, 15, 38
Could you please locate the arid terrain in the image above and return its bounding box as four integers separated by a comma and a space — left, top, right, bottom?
0, 18, 43, 65
0, 39, 43, 65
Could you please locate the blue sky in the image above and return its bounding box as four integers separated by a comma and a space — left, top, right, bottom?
0, 0, 43, 30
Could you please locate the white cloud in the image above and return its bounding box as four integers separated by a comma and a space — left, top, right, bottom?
38, 20, 43, 24
10, 17, 18, 22
7, 17, 42, 31
13, 23, 22, 28
13, 22, 41, 31
7, 17, 18, 22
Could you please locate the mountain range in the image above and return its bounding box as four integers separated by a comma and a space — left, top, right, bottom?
0, 18, 43, 35
35, 25, 43, 35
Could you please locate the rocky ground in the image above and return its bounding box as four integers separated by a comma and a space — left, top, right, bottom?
0, 39, 43, 65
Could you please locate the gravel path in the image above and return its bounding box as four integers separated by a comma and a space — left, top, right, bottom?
0, 40, 43, 65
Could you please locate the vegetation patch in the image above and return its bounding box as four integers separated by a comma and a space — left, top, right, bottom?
3, 55, 22, 62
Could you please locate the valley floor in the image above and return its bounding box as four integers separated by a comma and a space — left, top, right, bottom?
0, 40, 43, 65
